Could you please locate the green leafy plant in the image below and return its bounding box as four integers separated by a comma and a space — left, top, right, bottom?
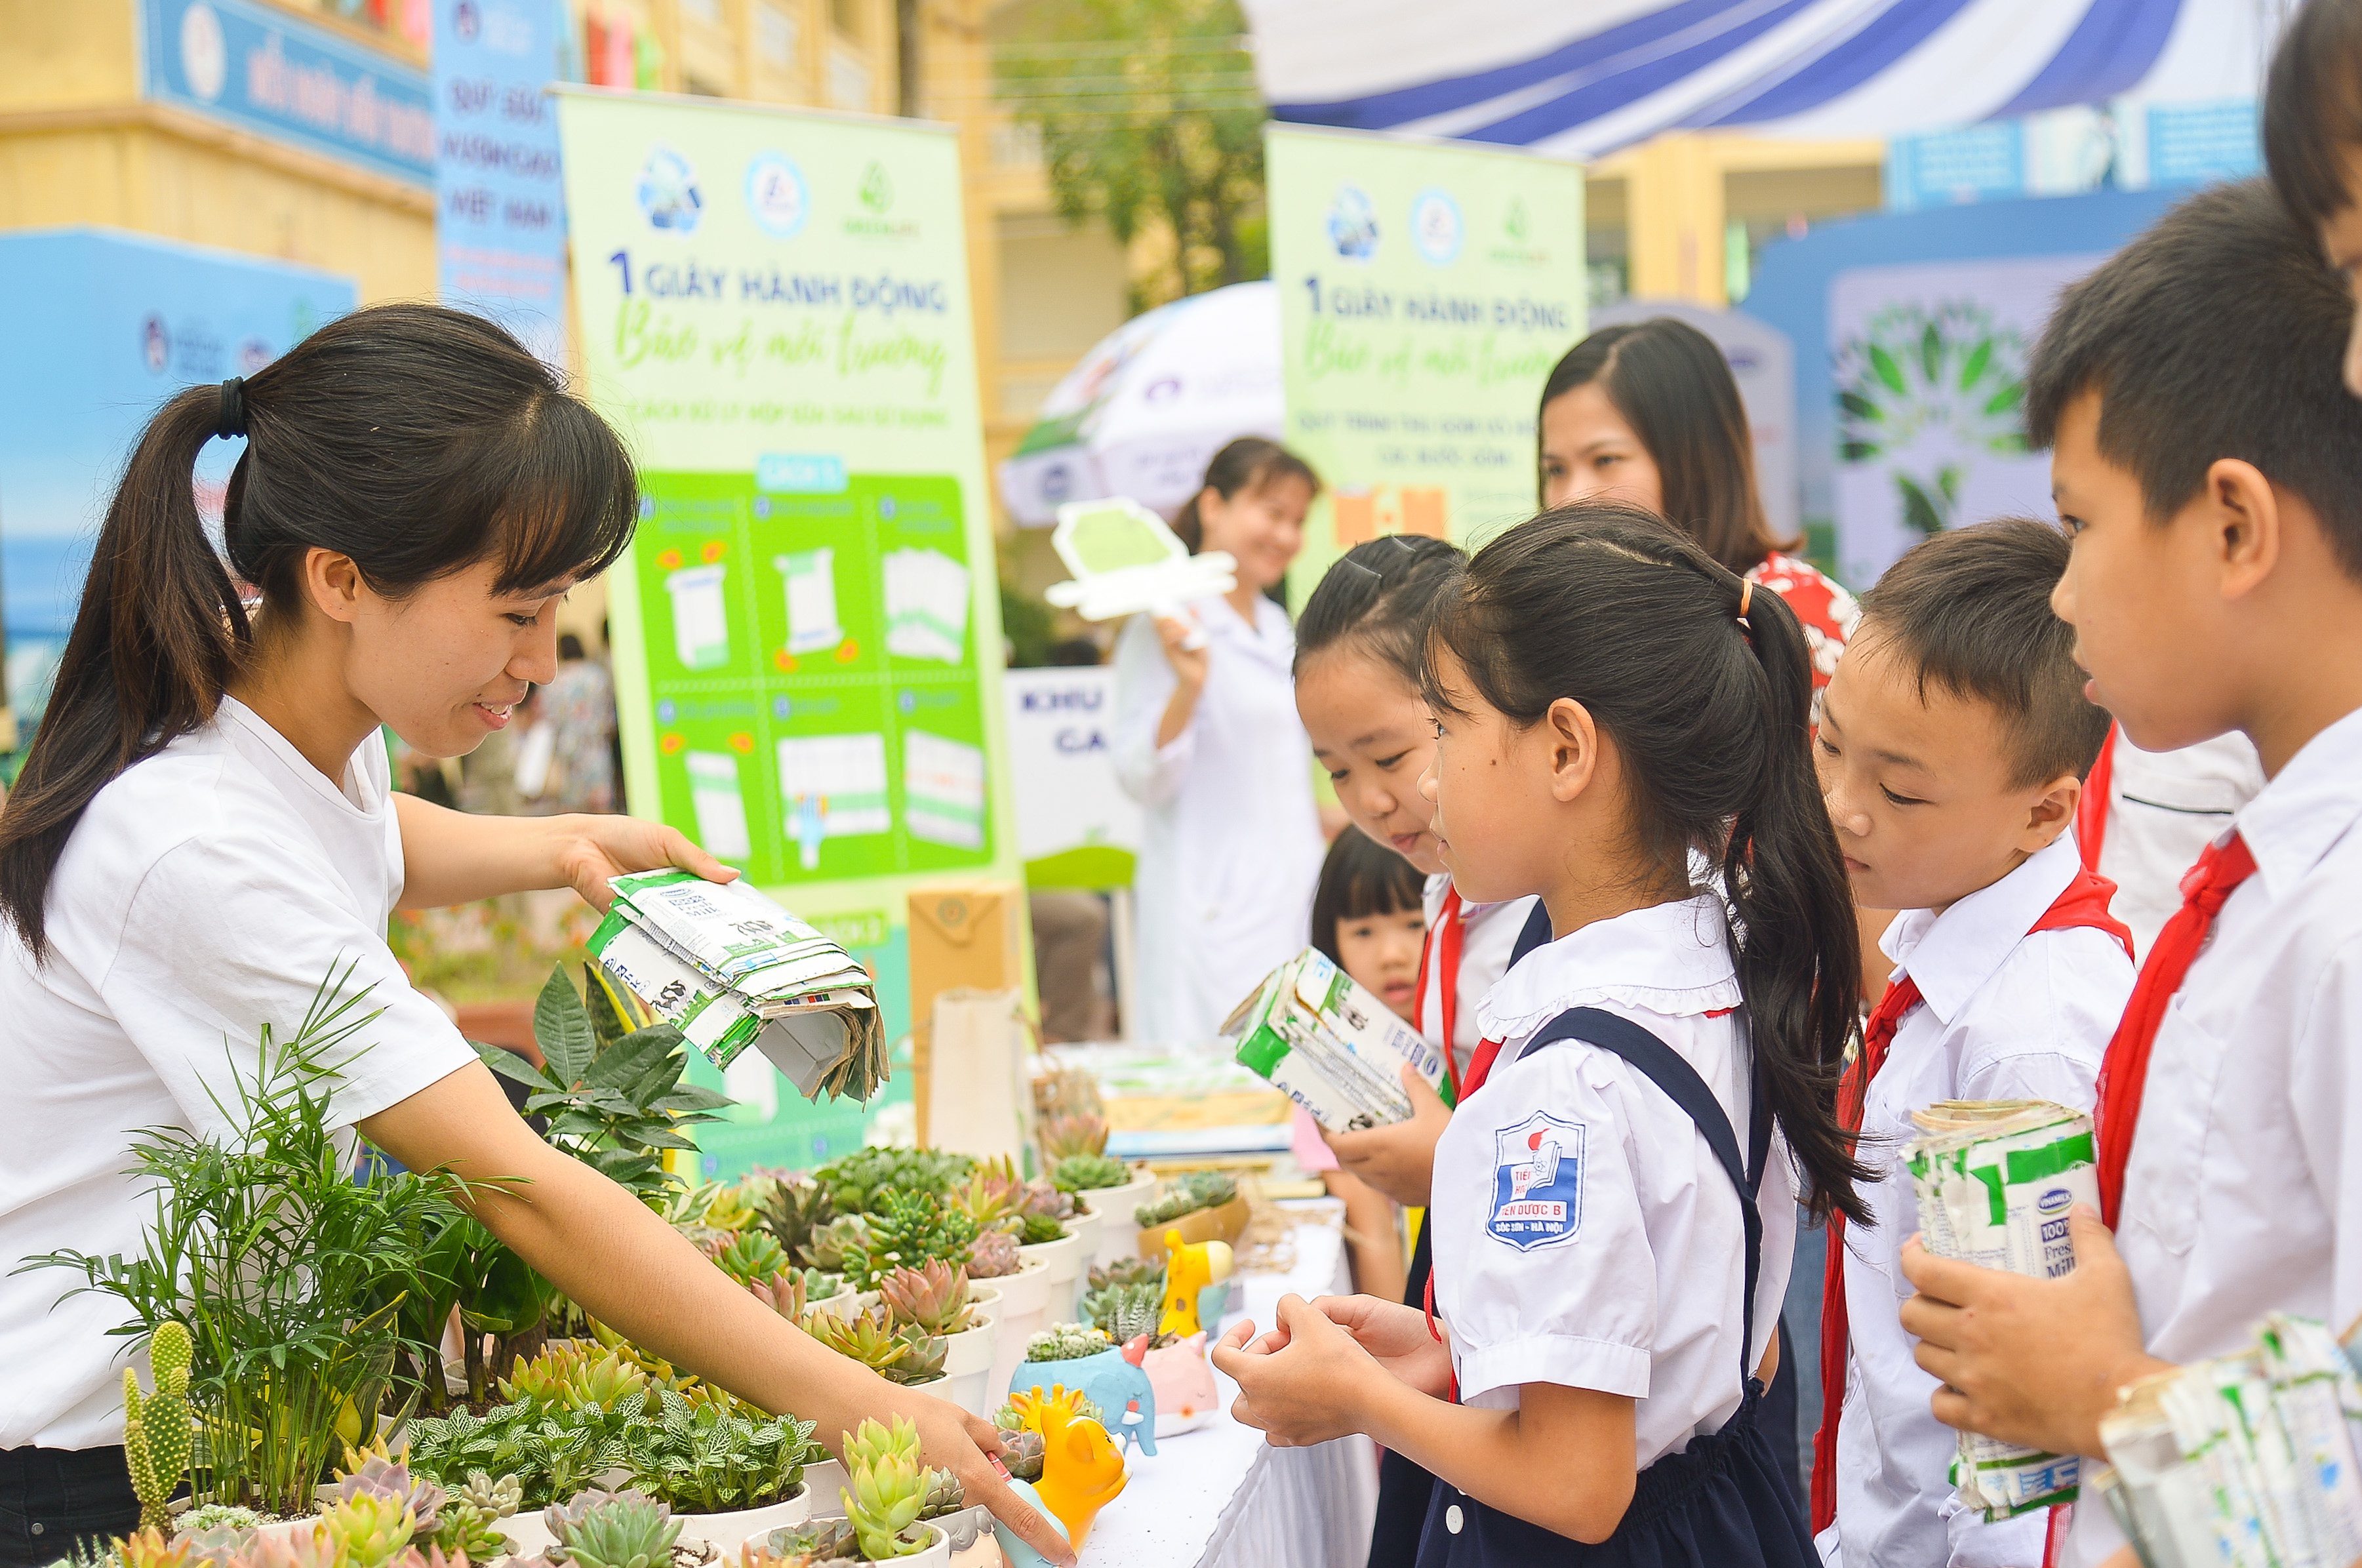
405, 1386, 639, 1508
484, 967, 733, 1201
1050, 1154, 1129, 1194
875, 1262, 976, 1338
1022, 1324, 1110, 1363
1134, 1171, 1235, 1227
847, 1191, 976, 1292
544, 1489, 683, 1568
622, 1389, 818, 1515
124, 1320, 195, 1531
22, 971, 465, 1517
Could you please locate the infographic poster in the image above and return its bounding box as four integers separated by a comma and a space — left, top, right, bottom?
1267, 125, 1586, 594
557, 89, 1021, 1166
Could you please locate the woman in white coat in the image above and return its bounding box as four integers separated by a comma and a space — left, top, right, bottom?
1113, 438, 1327, 1042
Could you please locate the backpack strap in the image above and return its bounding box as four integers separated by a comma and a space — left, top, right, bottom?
1519, 1005, 1772, 1378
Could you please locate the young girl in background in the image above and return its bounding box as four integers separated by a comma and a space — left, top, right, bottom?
1218, 502, 1867, 1567
1292, 534, 1546, 1568
1298, 825, 1427, 1301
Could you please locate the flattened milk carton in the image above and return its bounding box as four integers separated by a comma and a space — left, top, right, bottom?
1222, 948, 1454, 1133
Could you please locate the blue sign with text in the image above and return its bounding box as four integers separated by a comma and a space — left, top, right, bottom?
433, 0, 570, 368
140, 0, 434, 188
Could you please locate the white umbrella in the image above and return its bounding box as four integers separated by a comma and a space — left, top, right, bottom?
997, 280, 1282, 527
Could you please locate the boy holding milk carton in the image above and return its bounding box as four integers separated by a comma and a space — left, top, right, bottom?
1807, 521, 2135, 1566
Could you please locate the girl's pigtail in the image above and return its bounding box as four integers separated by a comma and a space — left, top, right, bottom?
0, 386, 250, 957
1723, 582, 1872, 1225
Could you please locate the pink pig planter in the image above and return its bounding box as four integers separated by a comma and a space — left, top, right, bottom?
1143, 1331, 1218, 1436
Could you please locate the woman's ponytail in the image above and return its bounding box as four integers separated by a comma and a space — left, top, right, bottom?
0, 302, 638, 959
0, 387, 252, 956
1428, 501, 1870, 1224
1719, 580, 1872, 1226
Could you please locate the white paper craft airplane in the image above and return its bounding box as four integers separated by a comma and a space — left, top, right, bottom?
1043, 497, 1237, 650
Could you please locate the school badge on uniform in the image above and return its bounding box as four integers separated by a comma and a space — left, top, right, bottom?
1488, 1112, 1584, 1250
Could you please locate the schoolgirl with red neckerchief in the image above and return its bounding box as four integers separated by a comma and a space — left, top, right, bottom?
1218, 502, 1868, 1567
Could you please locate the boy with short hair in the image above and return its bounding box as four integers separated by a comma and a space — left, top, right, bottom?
1808, 520, 2133, 1568
1896, 176, 2362, 1568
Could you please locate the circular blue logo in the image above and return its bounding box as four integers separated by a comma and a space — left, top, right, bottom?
636, 145, 704, 233
1411, 188, 1463, 266
1328, 184, 1380, 262
745, 152, 809, 239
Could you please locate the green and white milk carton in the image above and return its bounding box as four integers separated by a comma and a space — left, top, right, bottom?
1222, 948, 1456, 1133
1909, 1099, 2101, 1518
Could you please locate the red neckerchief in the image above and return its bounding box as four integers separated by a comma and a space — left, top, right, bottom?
2076, 725, 2118, 872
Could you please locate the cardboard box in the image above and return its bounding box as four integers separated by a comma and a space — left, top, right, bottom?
1224, 948, 1454, 1135
907, 882, 1029, 1146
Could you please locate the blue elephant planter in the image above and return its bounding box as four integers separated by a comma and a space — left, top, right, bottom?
1005, 1339, 1159, 1456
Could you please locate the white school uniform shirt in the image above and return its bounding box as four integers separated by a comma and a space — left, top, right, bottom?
2094, 731, 2264, 957
2065, 704, 2362, 1566
0, 698, 477, 1449
1818, 835, 2131, 1568
1418, 873, 1542, 1078
1432, 893, 1797, 1468
1112, 596, 1325, 1043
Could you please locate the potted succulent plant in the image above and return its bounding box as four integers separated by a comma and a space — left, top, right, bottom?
875, 1261, 998, 1418
1001, 1326, 1158, 1458
964, 1228, 1049, 1405
757, 1418, 959, 1567
1004, 1178, 1084, 1325
1132, 1171, 1249, 1257
541, 1488, 717, 1568
802, 1302, 949, 1392
1039, 1115, 1158, 1268
1080, 1268, 1218, 1439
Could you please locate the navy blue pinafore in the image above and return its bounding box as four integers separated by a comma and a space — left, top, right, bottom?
1414, 1007, 1817, 1568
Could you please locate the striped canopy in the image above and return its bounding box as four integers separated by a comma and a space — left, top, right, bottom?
1241, 0, 2280, 159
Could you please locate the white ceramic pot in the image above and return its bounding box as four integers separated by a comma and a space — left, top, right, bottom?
496, 1511, 552, 1561
1085, 1167, 1160, 1268
979, 1256, 1051, 1402
938, 1310, 1001, 1418
965, 1283, 1001, 1323
1017, 1230, 1085, 1325
672, 1483, 811, 1554
807, 1286, 858, 1320
800, 1519, 950, 1568
1062, 1203, 1102, 1266
249, 1518, 317, 1550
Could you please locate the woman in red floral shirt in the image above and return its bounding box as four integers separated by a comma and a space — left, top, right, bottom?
1536, 317, 1858, 704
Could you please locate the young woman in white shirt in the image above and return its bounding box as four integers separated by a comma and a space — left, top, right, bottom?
0, 305, 1068, 1568
1215, 503, 1870, 1567
1111, 437, 1327, 1042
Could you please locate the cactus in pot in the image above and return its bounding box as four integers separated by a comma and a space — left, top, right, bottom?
123, 1321, 195, 1533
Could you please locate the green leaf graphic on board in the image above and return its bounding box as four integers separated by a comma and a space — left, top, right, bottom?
860, 161, 894, 212
1835, 300, 2029, 536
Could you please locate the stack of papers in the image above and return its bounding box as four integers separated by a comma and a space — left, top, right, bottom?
1223, 948, 1454, 1135
588, 869, 887, 1102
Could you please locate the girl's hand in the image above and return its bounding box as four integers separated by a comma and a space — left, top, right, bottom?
857, 1386, 1075, 1567
1323, 1065, 1450, 1207
1153, 614, 1211, 692
1313, 1293, 1455, 1399
1213, 1293, 1391, 1447
551, 814, 738, 912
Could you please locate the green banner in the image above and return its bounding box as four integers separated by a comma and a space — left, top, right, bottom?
1268, 125, 1588, 592
555, 89, 1020, 1174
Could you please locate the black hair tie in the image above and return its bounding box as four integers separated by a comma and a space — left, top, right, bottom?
215, 377, 248, 440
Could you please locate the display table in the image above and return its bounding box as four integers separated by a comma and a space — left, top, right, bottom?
1075, 1200, 1378, 1568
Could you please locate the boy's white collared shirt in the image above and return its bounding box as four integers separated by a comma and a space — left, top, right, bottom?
1820, 834, 2131, 1568
1432, 893, 1797, 1470
2068, 704, 2362, 1567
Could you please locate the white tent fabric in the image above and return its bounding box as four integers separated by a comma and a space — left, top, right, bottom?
1239, 0, 2281, 161
997, 281, 1283, 527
